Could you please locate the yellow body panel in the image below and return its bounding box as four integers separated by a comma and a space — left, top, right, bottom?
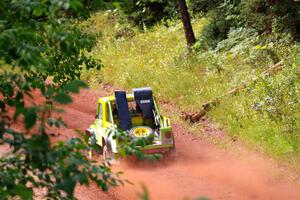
89, 93, 174, 153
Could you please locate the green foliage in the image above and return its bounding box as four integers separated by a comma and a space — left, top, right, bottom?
239, 0, 300, 36
139, 185, 150, 200
239, 0, 270, 33
187, 0, 223, 14
0, 0, 102, 85
1, 132, 121, 199
196, 0, 240, 50
195, 16, 229, 50
105, 0, 177, 27
215, 27, 259, 54
0, 1, 128, 199
252, 70, 300, 133
208, 37, 300, 157
53, 92, 73, 104
83, 13, 300, 164
196, 0, 300, 51
24, 107, 37, 129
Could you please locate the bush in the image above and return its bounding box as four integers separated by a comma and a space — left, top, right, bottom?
216, 27, 258, 53
187, 0, 223, 14
194, 0, 240, 50
194, 0, 300, 51
239, 0, 300, 38
252, 69, 300, 134
117, 0, 178, 27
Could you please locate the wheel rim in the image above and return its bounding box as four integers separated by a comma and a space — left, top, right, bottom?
132, 127, 151, 137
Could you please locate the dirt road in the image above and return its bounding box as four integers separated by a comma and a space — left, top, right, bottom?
54, 89, 300, 200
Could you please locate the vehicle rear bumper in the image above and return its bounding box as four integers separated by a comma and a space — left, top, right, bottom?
141, 143, 174, 154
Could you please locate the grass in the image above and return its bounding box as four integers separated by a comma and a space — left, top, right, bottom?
82, 12, 255, 110
82, 11, 300, 165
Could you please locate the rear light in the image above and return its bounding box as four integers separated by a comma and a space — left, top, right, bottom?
165, 131, 172, 139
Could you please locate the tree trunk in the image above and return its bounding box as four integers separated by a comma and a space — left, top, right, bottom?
178, 0, 196, 46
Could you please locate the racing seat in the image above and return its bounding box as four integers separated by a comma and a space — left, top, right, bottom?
133, 87, 156, 128
115, 91, 132, 131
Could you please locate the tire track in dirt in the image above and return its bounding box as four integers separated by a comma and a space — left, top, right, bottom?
8, 88, 298, 200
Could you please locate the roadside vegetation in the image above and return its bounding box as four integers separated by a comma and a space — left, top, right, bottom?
1, 0, 300, 199
1, 1, 122, 199
0, 1, 162, 198
82, 1, 300, 164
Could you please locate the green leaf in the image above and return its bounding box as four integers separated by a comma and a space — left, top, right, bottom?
47, 118, 55, 127
74, 173, 88, 184
101, 182, 108, 191
69, 0, 83, 11
14, 184, 33, 200
54, 92, 72, 104
56, 178, 76, 197
24, 108, 37, 129
64, 80, 88, 93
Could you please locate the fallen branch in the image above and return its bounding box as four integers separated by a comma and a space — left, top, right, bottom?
182, 61, 284, 123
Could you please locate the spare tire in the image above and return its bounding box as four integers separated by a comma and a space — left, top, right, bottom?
129, 126, 154, 146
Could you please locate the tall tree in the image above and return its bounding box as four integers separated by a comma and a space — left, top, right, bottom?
178, 0, 196, 46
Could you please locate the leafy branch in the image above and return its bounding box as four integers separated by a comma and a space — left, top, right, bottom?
0, 0, 125, 199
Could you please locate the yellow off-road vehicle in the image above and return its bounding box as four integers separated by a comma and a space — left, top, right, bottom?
86, 88, 175, 161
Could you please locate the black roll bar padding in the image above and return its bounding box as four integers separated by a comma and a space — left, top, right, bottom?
114, 91, 132, 131
133, 87, 155, 120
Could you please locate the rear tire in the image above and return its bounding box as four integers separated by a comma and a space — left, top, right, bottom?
129, 126, 155, 145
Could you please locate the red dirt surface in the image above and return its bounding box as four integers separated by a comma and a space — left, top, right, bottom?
62, 89, 300, 200
4, 88, 300, 200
